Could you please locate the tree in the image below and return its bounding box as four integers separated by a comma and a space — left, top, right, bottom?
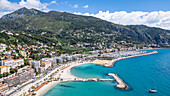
3, 72, 9, 77
0, 74, 3, 78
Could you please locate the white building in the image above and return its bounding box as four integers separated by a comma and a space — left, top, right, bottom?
41, 60, 51, 70
14, 59, 24, 67
0, 44, 7, 52
31, 61, 40, 71
0, 58, 24, 68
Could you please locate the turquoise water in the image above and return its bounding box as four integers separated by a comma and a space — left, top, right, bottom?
44, 49, 170, 96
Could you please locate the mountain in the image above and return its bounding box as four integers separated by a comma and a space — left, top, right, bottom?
1, 7, 45, 20
0, 8, 170, 47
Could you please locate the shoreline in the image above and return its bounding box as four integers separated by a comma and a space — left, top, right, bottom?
39, 51, 158, 95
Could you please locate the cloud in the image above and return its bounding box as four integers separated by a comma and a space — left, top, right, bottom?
82, 5, 88, 8
74, 11, 170, 30
73, 4, 79, 8
0, 0, 20, 11
0, 0, 57, 17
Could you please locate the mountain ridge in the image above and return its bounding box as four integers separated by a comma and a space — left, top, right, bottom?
0, 7, 169, 47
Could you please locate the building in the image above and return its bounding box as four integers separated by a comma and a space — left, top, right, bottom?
0, 44, 7, 52
49, 58, 56, 66
18, 68, 35, 84
38, 67, 45, 73
0, 59, 24, 68
4, 75, 20, 88
19, 51, 27, 58
31, 61, 40, 71
56, 57, 63, 63
0, 59, 14, 67
0, 65, 10, 74
66, 56, 73, 61
14, 59, 24, 67
41, 61, 51, 70
0, 83, 9, 93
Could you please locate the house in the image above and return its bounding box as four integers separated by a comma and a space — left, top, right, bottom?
41, 61, 51, 70
19, 51, 27, 58
0, 83, 9, 93
0, 65, 10, 74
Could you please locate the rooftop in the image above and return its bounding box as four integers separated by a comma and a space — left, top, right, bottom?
0, 65, 8, 68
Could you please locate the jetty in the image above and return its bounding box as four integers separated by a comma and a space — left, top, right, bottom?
73, 78, 114, 82
104, 51, 158, 67
108, 73, 129, 89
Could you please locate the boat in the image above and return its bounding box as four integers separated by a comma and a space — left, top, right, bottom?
148, 89, 157, 93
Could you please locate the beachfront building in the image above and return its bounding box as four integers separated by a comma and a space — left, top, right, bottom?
4, 75, 20, 88
18, 68, 35, 83
0, 44, 7, 52
0, 65, 10, 74
66, 56, 73, 61
41, 61, 51, 70
56, 57, 63, 63
31, 61, 40, 71
38, 67, 45, 73
0, 83, 9, 93
50, 58, 57, 66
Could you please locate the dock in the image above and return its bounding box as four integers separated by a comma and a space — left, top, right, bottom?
108, 73, 129, 89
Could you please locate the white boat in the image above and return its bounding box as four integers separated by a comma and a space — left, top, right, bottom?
148, 89, 157, 93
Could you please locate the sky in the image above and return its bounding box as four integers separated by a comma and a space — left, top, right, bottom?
1, 0, 170, 30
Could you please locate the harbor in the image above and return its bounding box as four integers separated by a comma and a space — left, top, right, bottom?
104, 51, 158, 67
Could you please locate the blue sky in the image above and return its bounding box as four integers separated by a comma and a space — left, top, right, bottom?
6, 0, 170, 13
1, 0, 170, 30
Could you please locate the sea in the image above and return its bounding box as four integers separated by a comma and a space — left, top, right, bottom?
44, 49, 170, 96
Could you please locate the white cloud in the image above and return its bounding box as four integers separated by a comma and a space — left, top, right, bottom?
74, 11, 170, 30
0, 0, 57, 17
82, 5, 88, 8
0, 0, 20, 11
73, 4, 79, 8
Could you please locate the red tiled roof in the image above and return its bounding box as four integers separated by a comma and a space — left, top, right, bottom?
3, 58, 13, 62
0, 65, 8, 68
14, 58, 22, 61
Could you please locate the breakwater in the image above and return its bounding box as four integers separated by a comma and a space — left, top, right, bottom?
108, 73, 129, 89
104, 51, 158, 67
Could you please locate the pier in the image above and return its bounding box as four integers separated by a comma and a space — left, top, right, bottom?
108, 73, 129, 89
73, 78, 114, 82
104, 51, 158, 67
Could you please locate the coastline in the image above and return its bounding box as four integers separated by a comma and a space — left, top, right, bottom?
39, 51, 158, 96
36, 81, 61, 96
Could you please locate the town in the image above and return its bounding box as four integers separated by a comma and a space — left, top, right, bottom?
0, 41, 157, 96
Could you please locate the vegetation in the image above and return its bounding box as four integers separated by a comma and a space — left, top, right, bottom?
0, 7, 169, 50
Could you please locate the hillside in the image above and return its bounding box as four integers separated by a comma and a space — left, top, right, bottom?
0, 7, 170, 48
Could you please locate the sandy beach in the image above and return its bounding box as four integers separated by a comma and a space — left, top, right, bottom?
36, 81, 61, 96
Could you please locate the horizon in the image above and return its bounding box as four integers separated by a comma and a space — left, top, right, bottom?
0, 0, 170, 30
